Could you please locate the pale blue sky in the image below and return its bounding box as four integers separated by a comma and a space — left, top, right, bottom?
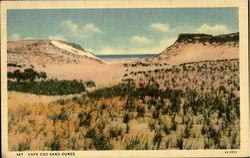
7, 8, 238, 54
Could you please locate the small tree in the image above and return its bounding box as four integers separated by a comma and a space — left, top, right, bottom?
24, 68, 38, 82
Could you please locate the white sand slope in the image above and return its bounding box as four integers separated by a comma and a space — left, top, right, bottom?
51, 40, 100, 60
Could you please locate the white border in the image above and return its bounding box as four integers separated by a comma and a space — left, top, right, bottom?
1, 1, 249, 157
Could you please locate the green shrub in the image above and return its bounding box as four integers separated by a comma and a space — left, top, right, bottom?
123, 113, 130, 123
8, 79, 85, 95
125, 136, 140, 150
109, 127, 123, 139
126, 124, 130, 134
153, 132, 162, 149
136, 106, 145, 118
91, 135, 113, 150
50, 137, 60, 151
17, 141, 30, 151
176, 138, 184, 149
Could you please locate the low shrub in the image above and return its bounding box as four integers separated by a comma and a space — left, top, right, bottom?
8, 79, 85, 95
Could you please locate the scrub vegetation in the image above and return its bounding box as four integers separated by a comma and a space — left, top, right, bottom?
7, 69, 87, 95
8, 59, 240, 150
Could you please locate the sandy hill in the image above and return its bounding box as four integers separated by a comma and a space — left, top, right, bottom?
7, 40, 125, 85
7, 39, 104, 70
150, 32, 239, 65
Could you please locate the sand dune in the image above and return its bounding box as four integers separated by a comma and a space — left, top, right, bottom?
150, 33, 239, 65
7, 39, 120, 86
153, 42, 238, 65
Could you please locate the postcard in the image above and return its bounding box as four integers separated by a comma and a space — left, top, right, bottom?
1, 0, 249, 157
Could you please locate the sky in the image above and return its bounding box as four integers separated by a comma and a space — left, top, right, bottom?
7, 8, 238, 55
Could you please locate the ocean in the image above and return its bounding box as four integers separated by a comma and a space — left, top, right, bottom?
96, 54, 156, 61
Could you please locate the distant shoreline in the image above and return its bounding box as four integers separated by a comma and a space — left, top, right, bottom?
96, 54, 157, 61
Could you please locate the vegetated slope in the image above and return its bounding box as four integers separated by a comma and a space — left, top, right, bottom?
149, 32, 239, 65
124, 59, 239, 92
7, 39, 103, 70
8, 59, 239, 150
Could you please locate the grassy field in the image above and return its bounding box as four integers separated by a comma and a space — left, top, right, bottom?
8, 59, 240, 150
